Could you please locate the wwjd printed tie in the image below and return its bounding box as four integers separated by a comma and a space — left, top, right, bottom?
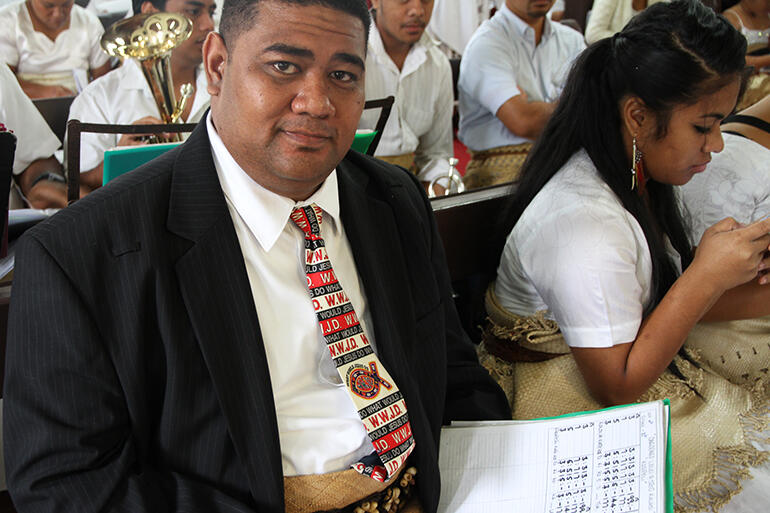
290, 204, 415, 482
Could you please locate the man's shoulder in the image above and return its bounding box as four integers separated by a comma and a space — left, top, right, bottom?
70, 3, 103, 30
82, 62, 137, 93
69, 63, 141, 117
341, 150, 417, 183
548, 20, 587, 50
0, 1, 22, 18
423, 43, 452, 75
339, 150, 426, 201
463, 18, 516, 64
338, 151, 434, 239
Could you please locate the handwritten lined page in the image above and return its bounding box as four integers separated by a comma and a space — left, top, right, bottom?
438, 401, 667, 513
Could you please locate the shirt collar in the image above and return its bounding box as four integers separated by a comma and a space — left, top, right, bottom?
120, 60, 148, 91
206, 112, 341, 252
368, 20, 435, 76
500, 3, 553, 42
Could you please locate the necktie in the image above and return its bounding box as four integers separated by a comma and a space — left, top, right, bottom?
290, 204, 415, 482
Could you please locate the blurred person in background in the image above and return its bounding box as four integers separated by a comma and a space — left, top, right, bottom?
0, 0, 112, 98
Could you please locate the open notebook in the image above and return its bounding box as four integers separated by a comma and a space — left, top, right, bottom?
438, 400, 672, 513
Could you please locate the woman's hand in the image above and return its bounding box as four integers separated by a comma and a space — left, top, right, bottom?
691, 217, 770, 292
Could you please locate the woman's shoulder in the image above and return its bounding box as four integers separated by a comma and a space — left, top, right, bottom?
520, 150, 627, 226
721, 7, 742, 29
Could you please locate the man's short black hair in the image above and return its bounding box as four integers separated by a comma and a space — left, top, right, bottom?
132, 0, 167, 16
219, 0, 371, 50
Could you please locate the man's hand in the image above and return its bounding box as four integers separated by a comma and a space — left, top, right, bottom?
17, 157, 68, 209
25, 180, 68, 209
422, 181, 446, 197
117, 116, 168, 146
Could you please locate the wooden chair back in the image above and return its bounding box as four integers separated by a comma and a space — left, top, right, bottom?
65, 120, 197, 204
362, 96, 394, 156
32, 96, 76, 142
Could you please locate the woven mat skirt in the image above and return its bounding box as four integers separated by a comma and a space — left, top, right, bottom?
462, 143, 533, 190
479, 285, 770, 513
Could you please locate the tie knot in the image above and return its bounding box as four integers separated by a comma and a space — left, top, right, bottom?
290, 204, 323, 237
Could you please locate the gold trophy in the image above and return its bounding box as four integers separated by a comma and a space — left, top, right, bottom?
101, 13, 194, 142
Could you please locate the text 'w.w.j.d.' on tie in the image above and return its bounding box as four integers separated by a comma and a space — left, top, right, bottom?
290, 204, 415, 482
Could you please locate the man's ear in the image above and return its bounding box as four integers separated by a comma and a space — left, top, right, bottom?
620, 95, 648, 140
139, 1, 159, 14
203, 32, 227, 97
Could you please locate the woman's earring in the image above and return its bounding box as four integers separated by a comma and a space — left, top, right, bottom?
631, 137, 645, 194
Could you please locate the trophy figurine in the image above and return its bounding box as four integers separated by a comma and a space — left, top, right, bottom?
101, 12, 194, 142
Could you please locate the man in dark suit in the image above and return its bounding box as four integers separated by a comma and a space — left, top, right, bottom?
3, 0, 510, 511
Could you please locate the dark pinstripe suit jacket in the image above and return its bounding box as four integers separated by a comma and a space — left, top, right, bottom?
4, 123, 510, 513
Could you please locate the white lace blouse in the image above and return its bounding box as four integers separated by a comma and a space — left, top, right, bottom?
680, 133, 770, 245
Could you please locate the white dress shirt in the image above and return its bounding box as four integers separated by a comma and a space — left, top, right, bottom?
206, 114, 377, 476
359, 24, 454, 183
67, 60, 210, 171
0, 1, 109, 89
0, 61, 62, 208
585, 0, 668, 45
680, 133, 770, 244
496, 150, 681, 349
427, 0, 499, 56
458, 4, 585, 151
0, 63, 60, 176
86, 0, 131, 17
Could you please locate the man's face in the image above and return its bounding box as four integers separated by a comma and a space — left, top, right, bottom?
371, 0, 434, 47
144, 0, 216, 66
506, 0, 554, 22
204, 0, 366, 201
28, 0, 74, 32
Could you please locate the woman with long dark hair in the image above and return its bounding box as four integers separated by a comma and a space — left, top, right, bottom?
480, 1, 770, 509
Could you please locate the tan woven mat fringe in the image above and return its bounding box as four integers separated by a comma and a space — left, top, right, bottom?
478, 284, 770, 513
463, 143, 533, 190
686, 315, 770, 395
284, 465, 420, 513
376, 154, 417, 175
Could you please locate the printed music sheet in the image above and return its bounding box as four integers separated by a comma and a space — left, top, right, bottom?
438, 400, 670, 513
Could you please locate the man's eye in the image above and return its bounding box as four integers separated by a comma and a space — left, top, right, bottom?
185, 8, 201, 17
272, 62, 299, 74
330, 71, 356, 83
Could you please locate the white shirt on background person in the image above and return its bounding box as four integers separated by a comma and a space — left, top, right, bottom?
458, 3, 585, 151
359, 25, 454, 183
67, 59, 210, 171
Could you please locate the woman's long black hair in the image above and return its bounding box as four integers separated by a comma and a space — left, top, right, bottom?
494, 0, 747, 315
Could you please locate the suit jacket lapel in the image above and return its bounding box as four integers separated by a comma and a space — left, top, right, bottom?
338, 157, 440, 508
336, 157, 421, 409
166, 124, 283, 509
